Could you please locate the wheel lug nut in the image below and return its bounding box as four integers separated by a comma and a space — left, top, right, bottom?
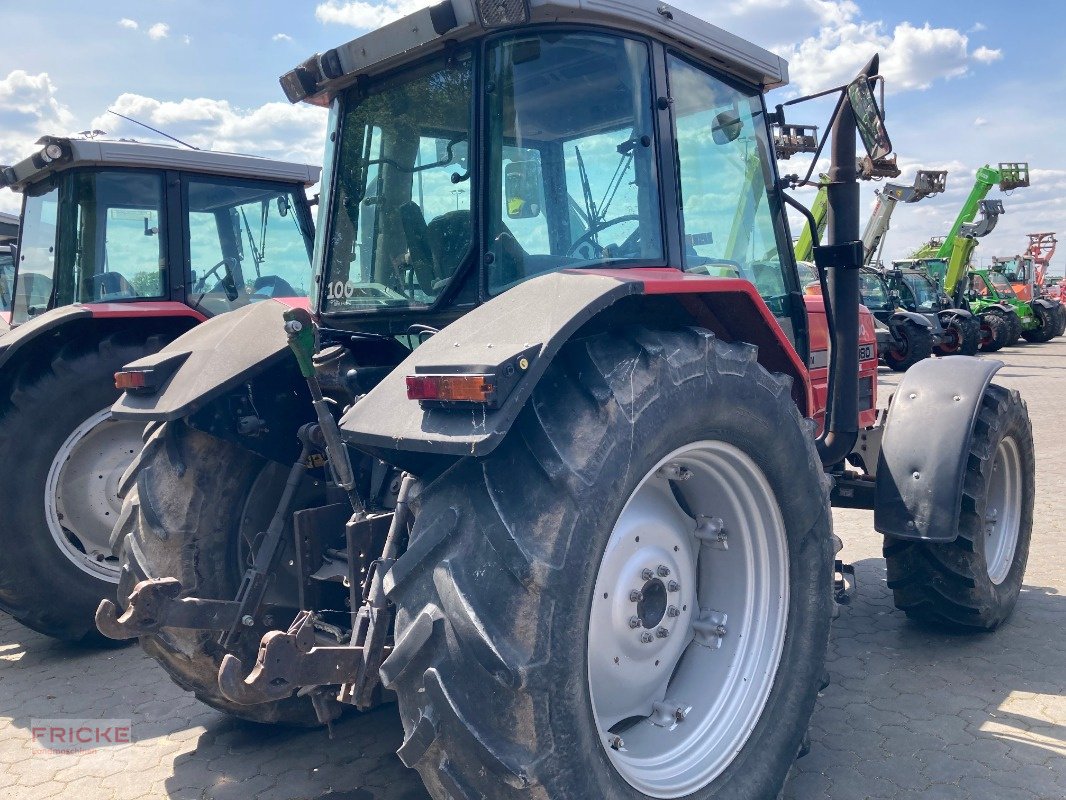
628, 616, 642, 629
657, 565, 670, 577
656, 627, 669, 639
640, 631, 654, 644
641, 568, 654, 581
668, 580, 680, 592
629, 590, 642, 602
667, 605, 680, 617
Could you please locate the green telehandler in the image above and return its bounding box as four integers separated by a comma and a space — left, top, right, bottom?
905, 163, 1030, 349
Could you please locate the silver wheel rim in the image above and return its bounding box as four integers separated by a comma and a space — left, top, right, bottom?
587, 441, 789, 798
45, 408, 144, 582
984, 436, 1022, 585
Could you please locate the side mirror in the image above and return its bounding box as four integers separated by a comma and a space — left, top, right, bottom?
847, 76, 892, 160
277, 195, 290, 217
505, 160, 543, 219
712, 111, 743, 144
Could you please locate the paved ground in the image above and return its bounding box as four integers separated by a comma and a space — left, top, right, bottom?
1, 342, 1064, 800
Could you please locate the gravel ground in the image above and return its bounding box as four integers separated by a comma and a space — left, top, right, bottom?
1, 342, 1063, 800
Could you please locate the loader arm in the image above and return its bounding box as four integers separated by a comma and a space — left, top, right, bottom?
794, 174, 829, 263
861, 170, 947, 265
935, 163, 1028, 260
943, 200, 1004, 298
724, 151, 766, 262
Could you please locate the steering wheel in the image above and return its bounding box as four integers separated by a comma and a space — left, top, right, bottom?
193, 258, 239, 301
566, 215, 642, 259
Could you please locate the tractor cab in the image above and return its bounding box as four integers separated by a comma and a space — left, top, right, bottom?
0, 137, 320, 328
309, 20, 801, 342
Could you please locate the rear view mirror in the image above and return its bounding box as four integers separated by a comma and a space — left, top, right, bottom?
277, 195, 290, 217
847, 76, 892, 160
712, 111, 743, 144
505, 160, 543, 219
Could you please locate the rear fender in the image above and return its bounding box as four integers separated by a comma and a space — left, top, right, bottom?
938, 307, 973, 322
111, 300, 298, 422
0, 304, 200, 402
339, 269, 812, 470
875, 356, 1001, 542
890, 310, 933, 329
1032, 297, 1057, 311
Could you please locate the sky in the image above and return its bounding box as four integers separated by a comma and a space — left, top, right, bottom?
1, 0, 1063, 271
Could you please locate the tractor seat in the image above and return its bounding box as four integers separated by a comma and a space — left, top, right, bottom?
427, 210, 474, 284
251, 275, 298, 298
93, 271, 137, 300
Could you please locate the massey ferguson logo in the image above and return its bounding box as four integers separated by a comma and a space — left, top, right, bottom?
31, 719, 132, 754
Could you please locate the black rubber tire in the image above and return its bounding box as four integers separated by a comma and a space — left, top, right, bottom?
1053, 304, 1066, 338
978, 313, 1009, 353
1020, 305, 1052, 343
883, 320, 933, 372
1003, 311, 1023, 346
934, 314, 980, 357
116, 421, 326, 725
0, 332, 164, 644
884, 385, 1033, 631
382, 327, 834, 800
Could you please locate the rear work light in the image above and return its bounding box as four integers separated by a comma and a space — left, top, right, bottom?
407, 374, 498, 406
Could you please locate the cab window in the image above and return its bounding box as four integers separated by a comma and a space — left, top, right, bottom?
669, 55, 791, 316
186, 178, 312, 315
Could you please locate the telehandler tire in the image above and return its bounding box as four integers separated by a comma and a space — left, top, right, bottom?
883, 319, 933, 372
382, 327, 833, 800
978, 314, 1009, 353
934, 315, 979, 357
116, 421, 328, 725
884, 385, 1033, 630
1053, 304, 1066, 338
1021, 305, 1055, 343
0, 332, 163, 644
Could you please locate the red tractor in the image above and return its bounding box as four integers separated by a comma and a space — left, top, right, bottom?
97, 3, 1033, 798
0, 138, 319, 642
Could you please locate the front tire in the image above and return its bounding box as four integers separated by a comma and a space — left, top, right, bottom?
0, 332, 163, 643
382, 328, 833, 800
1021, 304, 1055, 343
884, 385, 1033, 630
883, 320, 933, 371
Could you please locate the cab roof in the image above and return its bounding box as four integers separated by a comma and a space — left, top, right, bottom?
0, 136, 321, 194
281, 0, 789, 107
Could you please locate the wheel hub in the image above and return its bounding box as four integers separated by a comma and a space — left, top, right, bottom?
587, 442, 789, 798
45, 408, 145, 583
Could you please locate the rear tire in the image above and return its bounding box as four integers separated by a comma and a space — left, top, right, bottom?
978, 314, 1009, 353
1053, 304, 1066, 338
116, 421, 327, 725
884, 385, 1033, 630
382, 328, 833, 800
883, 320, 933, 372
1021, 305, 1056, 343
0, 332, 164, 644
934, 315, 979, 357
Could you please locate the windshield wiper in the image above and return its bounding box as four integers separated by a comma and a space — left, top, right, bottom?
574, 146, 599, 246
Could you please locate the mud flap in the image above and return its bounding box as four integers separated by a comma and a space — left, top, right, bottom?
874, 356, 1001, 541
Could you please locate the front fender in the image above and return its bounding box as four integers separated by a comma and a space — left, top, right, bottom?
1032, 297, 1058, 310
111, 300, 294, 422
875, 356, 1002, 542
340, 269, 811, 464
890, 310, 933, 329
938, 307, 972, 321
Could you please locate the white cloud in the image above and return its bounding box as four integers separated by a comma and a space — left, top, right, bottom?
147, 22, 170, 40
273, 33, 293, 42
183, 34, 192, 45
91, 94, 327, 167
314, 0, 437, 29
969, 22, 987, 33
974, 117, 988, 127
118, 18, 138, 30
973, 46, 1003, 63
0, 70, 76, 212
